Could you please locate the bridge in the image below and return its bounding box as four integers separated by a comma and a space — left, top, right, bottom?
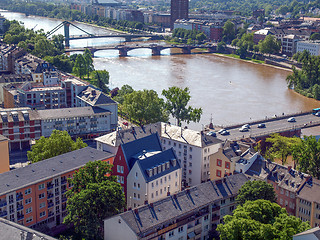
65, 44, 217, 57
46, 21, 159, 47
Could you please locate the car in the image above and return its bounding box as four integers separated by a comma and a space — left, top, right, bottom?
123, 121, 129, 126
218, 129, 226, 134
239, 127, 249, 132
242, 124, 250, 129
257, 123, 266, 128
220, 130, 230, 135
315, 112, 320, 117
206, 131, 216, 137
287, 117, 296, 122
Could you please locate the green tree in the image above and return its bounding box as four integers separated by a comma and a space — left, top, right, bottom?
73, 54, 86, 79
222, 20, 236, 43
293, 136, 320, 179
91, 70, 109, 93
217, 41, 226, 53
275, 5, 289, 15
310, 32, 320, 41
196, 32, 207, 42
217, 200, 310, 240
236, 180, 277, 205
265, 133, 301, 165
122, 89, 168, 125
162, 87, 202, 126
27, 130, 87, 163
84, 48, 94, 79
52, 34, 65, 53
64, 161, 125, 240
258, 35, 281, 55
112, 84, 134, 104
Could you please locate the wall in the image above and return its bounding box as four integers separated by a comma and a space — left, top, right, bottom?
0, 139, 9, 174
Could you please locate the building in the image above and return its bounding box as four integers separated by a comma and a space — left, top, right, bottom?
268, 166, 309, 216
126, 148, 181, 209
96, 123, 222, 187
0, 147, 114, 232
0, 135, 9, 174
293, 227, 320, 240
112, 133, 163, 200
0, 108, 41, 151
39, 106, 113, 139
104, 173, 248, 240
296, 178, 320, 227
281, 34, 300, 56
297, 40, 320, 56
0, 15, 5, 33
170, 0, 189, 30
0, 217, 57, 240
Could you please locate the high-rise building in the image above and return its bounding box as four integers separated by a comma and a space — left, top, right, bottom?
170, 0, 188, 30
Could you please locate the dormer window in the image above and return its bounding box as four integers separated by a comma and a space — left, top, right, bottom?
157, 165, 161, 174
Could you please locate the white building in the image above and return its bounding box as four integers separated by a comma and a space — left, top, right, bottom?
296, 40, 320, 56
126, 148, 181, 209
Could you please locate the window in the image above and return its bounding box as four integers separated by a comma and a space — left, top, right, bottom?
26, 207, 32, 214
40, 202, 46, 209
38, 183, 45, 190
217, 159, 222, 167
204, 215, 209, 221
26, 217, 33, 223
40, 211, 46, 218
152, 182, 154, 188
178, 226, 184, 232
137, 183, 140, 189
169, 230, 174, 237
225, 162, 230, 169
25, 188, 31, 195
117, 165, 124, 173
151, 193, 154, 198
39, 193, 45, 199
134, 182, 136, 188
216, 170, 221, 177
25, 198, 32, 205
221, 199, 226, 205
135, 172, 138, 178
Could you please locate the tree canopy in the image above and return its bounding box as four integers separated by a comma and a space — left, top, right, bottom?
236, 180, 277, 205
217, 199, 310, 240
162, 87, 202, 126
258, 35, 281, 55
64, 161, 125, 240
27, 130, 87, 163
122, 89, 169, 125
91, 70, 110, 93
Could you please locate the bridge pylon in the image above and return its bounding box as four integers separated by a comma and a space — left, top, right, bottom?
64, 22, 70, 48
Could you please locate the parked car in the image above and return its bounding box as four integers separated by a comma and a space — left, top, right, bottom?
257, 123, 266, 128
287, 117, 296, 122
218, 129, 226, 134
206, 131, 216, 137
315, 112, 320, 117
242, 124, 250, 129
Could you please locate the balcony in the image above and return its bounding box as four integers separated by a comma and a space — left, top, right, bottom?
212, 205, 220, 212
48, 212, 54, 217
0, 211, 7, 217
79, 119, 86, 123
61, 189, 67, 194
47, 193, 54, 199
16, 194, 23, 201
90, 118, 98, 122
0, 201, 7, 207
67, 120, 74, 124
17, 214, 24, 220
212, 215, 220, 221
48, 202, 54, 208
47, 184, 54, 190
62, 197, 67, 203
90, 124, 98, 128
61, 179, 67, 185
17, 205, 23, 211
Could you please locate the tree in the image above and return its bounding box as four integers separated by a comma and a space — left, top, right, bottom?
293, 136, 320, 179
73, 54, 86, 79
216, 41, 226, 53
222, 20, 236, 43
310, 33, 320, 41
64, 161, 125, 240
162, 87, 202, 126
258, 35, 281, 55
91, 70, 109, 93
236, 180, 277, 205
265, 133, 301, 165
112, 84, 134, 104
217, 200, 310, 240
84, 48, 94, 79
122, 89, 168, 125
27, 130, 87, 163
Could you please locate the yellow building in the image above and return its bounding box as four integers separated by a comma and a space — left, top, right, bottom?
0, 135, 9, 174
296, 178, 320, 227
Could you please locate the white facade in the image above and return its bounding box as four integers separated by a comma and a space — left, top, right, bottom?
296, 41, 320, 56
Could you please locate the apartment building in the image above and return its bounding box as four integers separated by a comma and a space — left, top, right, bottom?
297, 40, 320, 56
39, 106, 112, 138
96, 123, 222, 187
296, 178, 320, 227
0, 108, 41, 151
126, 148, 181, 209
0, 135, 9, 174
0, 147, 114, 232
104, 173, 248, 240
281, 34, 300, 56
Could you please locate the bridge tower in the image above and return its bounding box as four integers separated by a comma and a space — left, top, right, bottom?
64, 22, 70, 48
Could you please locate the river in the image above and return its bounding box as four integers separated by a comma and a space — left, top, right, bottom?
2, 10, 320, 130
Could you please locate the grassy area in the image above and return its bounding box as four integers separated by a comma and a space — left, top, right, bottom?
215, 53, 265, 64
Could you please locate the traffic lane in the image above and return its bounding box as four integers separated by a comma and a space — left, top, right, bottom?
216, 113, 320, 140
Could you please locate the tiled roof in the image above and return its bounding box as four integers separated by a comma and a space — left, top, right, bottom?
0, 218, 56, 240
121, 133, 162, 170
37, 106, 110, 119
0, 108, 40, 123
297, 178, 320, 203
277, 168, 308, 192
0, 147, 114, 195
0, 74, 33, 84
136, 148, 181, 183
245, 159, 276, 180
114, 173, 248, 237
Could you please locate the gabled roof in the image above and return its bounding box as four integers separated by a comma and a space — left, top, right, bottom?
245, 158, 276, 180
77, 86, 116, 106
293, 227, 320, 239
111, 174, 248, 237
135, 148, 181, 183
121, 133, 162, 171
297, 178, 320, 203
